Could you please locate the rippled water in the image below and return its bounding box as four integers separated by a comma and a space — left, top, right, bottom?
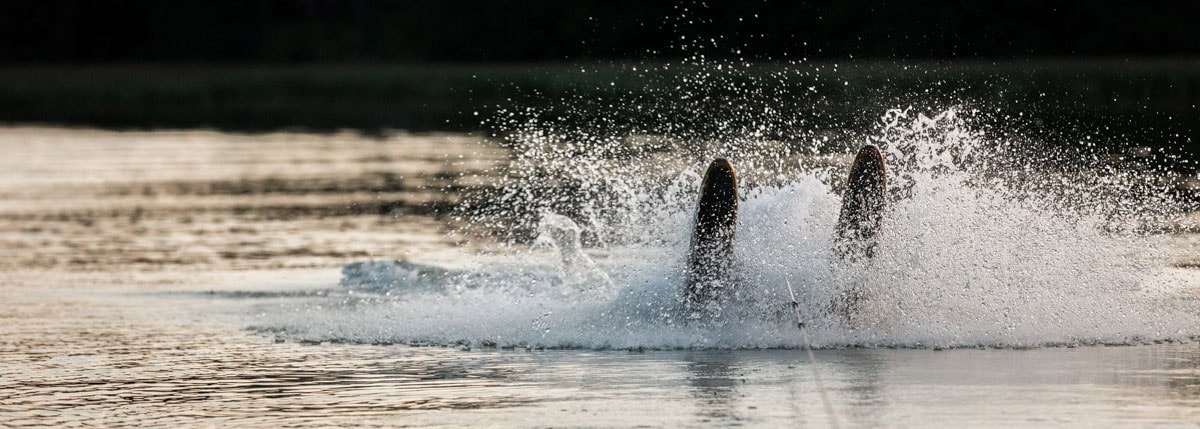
3, 127, 1200, 427
5, 271, 1200, 427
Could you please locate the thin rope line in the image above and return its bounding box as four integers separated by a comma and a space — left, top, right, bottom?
785, 277, 840, 429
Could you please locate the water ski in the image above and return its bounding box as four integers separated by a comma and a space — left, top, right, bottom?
685, 158, 738, 312
835, 145, 887, 259
831, 145, 888, 323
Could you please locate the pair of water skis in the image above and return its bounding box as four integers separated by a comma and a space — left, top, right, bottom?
684, 145, 887, 317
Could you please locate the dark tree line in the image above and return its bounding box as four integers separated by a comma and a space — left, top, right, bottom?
2, 0, 1199, 63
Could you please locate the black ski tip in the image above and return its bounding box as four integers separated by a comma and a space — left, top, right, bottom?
686, 158, 739, 312
836, 145, 887, 259
849, 145, 886, 183
703, 158, 737, 189
695, 158, 738, 244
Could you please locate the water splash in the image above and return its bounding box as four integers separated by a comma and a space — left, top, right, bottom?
245, 12, 1198, 349
532, 212, 615, 299
254, 96, 1199, 349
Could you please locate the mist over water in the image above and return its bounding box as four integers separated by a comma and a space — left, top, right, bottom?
256, 53, 1199, 350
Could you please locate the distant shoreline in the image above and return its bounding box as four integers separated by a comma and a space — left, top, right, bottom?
0, 60, 1196, 154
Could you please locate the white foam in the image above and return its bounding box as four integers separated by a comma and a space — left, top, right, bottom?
256, 109, 1200, 349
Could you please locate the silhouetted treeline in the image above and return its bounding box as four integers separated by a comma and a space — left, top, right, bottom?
3, 0, 1199, 64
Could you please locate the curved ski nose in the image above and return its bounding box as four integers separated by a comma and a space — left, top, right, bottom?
696, 158, 738, 240
686, 158, 740, 312
850, 145, 885, 179
706, 158, 736, 179
836, 145, 888, 259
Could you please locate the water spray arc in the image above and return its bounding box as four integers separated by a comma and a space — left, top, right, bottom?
276, 107, 1198, 352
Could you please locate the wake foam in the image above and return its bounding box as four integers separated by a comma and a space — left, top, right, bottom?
254, 108, 1200, 349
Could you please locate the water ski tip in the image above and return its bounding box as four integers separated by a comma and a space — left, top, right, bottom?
836, 145, 887, 259
685, 158, 739, 311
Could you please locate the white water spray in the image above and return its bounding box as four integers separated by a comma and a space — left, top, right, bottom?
256, 104, 1200, 349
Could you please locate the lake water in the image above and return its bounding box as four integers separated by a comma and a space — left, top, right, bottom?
2, 126, 1200, 427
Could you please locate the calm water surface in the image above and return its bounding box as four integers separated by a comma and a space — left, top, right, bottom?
2, 127, 1199, 427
